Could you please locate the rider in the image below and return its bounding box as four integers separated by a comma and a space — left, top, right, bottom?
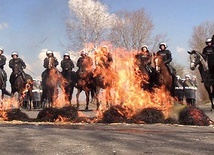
135, 45, 152, 73
202, 38, 214, 75
9, 51, 27, 83
76, 50, 93, 73
61, 52, 75, 76
41, 50, 59, 82
95, 45, 113, 69
156, 42, 176, 76
0, 46, 10, 95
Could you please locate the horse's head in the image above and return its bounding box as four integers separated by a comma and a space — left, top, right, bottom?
187, 50, 201, 70
153, 55, 163, 73
47, 57, 55, 69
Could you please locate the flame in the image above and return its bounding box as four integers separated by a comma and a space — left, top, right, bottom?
93, 46, 174, 119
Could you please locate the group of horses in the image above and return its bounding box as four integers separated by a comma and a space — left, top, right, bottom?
0, 53, 177, 111
38, 54, 175, 111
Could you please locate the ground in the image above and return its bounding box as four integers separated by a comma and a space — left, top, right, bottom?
0, 102, 214, 155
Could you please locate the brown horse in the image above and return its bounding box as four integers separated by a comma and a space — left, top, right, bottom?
153, 54, 174, 96
93, 66, 114, 109
41, 57, 61, 107
75, 69, 96, 110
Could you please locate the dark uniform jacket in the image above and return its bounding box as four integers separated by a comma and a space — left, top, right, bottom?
0, 55, 6, 69
61, 59, 74, 71
9, 58, 26, 71
43, 57, 58, 68
77, 56, 93, 71
202, 45, 214, 59
156, 49, 172, 64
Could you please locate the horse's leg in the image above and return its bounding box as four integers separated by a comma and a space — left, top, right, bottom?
69, 85, 75, 106
76, 89, 81, 110
105, 87, 112, 108
95, 87, 101, 110
85, 90, 90, 111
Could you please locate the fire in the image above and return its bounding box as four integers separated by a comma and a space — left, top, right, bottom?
46, 68, 70, 108
93, 46, 174, 119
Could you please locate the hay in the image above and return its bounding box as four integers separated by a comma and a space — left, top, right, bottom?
0, 109, 29, 121
37, 106, 78, 122
101, 105, 128, 123
179, 106, 211, 126
132, 108, 165, 124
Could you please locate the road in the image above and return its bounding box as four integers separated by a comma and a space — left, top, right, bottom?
0, 103, 213, 155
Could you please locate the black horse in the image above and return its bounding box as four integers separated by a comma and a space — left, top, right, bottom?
61, 69, 76, 105
9, 65, 33, 107
188, 50, 214, 110
0, 69, 11, 99
41, 57, 61, 107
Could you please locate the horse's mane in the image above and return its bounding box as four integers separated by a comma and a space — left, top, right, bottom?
193, 50, 208, 71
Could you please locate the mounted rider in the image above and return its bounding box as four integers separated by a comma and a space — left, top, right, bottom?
95, 45, 113, 69
41, 50, 59, 83
61, 52, 75, 77
0, 46, 10, 96
0, 47, 7, 89
9, 51, 27, 83
202, 38, 214, 76
156, 42, 176, 76
77, 50, 93, 73
135, 45, 153, 74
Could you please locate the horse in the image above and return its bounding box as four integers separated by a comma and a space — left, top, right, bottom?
93, 66, 114, 109
9, 65, 33, 108
21, 79, 34, 109
75, 68, 96, 111
188, 50, 214, 110
41, 57, 61, 107
0, 69, 11, 99
153, 54, 174, 96
61, 69, 76, 105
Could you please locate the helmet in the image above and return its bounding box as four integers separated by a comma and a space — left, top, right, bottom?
46, 50, 53, 55
11, 51, 18, 57
159, 42, 167, 49
192, 75, 197, 79
64, 52, 70, 57
141, 45, 148, 50
0, 46, 4, 53
176, 75, 181, 79
185, 74, 191, 79
205, 38, 212, 43
101, 45, 109, 52
80, 50, 87, 56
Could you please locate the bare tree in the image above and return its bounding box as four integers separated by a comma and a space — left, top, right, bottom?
189, 21, 214, 52
67, 0, 115, 50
